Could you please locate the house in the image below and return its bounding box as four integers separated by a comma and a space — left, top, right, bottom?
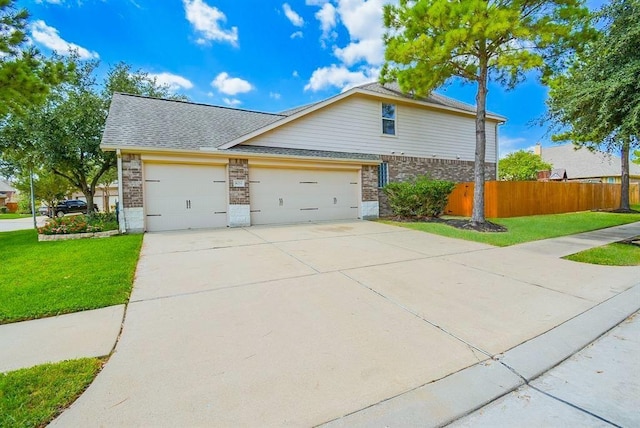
536, 144, 640, 184
102, 82, 505, 233
0, 180, 17, 209
72, 182, 119, 213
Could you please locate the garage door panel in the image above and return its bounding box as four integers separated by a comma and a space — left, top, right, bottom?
249, 168, 359, 225
144, 164, 227, 232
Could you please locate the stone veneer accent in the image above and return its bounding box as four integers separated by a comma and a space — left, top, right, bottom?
378, 155, 497, 216
360, 201, 379, 219
361, 165, 378, 202
121, 154, 143, 208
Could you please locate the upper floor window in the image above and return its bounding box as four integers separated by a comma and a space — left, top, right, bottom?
382, 103, 396, 135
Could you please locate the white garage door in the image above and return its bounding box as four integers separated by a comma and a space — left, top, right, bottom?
249, 168, 359, 225
144, 163, 227, 232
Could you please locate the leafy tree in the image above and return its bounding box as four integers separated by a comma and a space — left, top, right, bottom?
0, 0, 71, 117
546, 0, 640, 211
499, 150, 552, 181
13, 168, 72, 214
381, 0, 594, 227
0, 59, 187, 212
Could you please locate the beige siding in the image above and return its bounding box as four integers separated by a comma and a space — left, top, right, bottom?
244, 96, 497, 162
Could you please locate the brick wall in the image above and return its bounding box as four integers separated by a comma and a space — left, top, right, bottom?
378, 155, 497, 216
361, 165, 378, 202
121, 154, 143, 208
228, 159, 249, 205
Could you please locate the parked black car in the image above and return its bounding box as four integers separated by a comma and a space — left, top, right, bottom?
52, 200, 97, 217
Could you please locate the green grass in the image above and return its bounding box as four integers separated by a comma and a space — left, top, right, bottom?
0, 213, 31, 219
0, 229, 143, 324
564, 242, 640, 266
384, 208, 640, 247
0, 358, 102, 428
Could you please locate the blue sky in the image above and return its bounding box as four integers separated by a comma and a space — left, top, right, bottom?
18, 0, 605, 157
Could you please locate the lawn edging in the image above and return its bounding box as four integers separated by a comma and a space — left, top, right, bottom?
38, 230, 119, 241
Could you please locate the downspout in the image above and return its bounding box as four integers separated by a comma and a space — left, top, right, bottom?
116, 149, 126, 234
495, 122, 502, 180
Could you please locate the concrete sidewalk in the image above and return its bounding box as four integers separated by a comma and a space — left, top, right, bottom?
450, 311, 640, 427
0, 305, 124, 373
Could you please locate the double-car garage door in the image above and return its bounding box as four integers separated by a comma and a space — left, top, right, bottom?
144, 163, 360, 231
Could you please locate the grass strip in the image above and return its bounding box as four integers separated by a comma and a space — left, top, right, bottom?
0, 229, 143, 324
383, 208, 640, 247
0, 358, 102, 428
564, 242, 640, 266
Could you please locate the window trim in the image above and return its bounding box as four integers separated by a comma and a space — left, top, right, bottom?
381, 102, 396, 136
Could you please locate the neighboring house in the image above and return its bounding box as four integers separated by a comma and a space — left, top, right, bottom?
102, 82, 505, 233
536, 144, 640, 184
72, 182, 119, 213
0, 180, 17, 208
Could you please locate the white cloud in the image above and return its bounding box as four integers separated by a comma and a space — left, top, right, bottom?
305, 0, 329, 5
304, 64, 378, 92
334, 38, 384, 66
35, 0, 63, 4
292, 70, 299, 77
269, 92, 282, 100
290, 31, 303, 39
147, 72, 194, 91
333, 0, 386, 65
282, 3, 305, 27
212, 72, 253, 95
30, 20, 99, 59
316, 2, 337, 38
183, 0, 238, 46
223, 98, 242, 107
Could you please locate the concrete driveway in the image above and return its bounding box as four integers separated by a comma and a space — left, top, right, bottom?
52, 220, 640, 427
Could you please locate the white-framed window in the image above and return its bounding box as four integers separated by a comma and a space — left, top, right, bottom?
382, 103, 396, 135
378, 162, 389, 188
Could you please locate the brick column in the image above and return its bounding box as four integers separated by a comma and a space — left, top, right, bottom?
228, 159, 250, 227
360, 165, 379, 219
120, 154, 144, 232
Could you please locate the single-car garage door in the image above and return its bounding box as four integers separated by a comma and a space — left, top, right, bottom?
249, 168, 359, 225
144, 163, 227, 231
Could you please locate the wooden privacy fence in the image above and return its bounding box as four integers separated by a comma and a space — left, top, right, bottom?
445, 181, 640, 218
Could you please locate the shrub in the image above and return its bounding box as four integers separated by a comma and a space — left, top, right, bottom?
0, 206, 8, 214
38, 213, 118, 235
383, 175, 456, 218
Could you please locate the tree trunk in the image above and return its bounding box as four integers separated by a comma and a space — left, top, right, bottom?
620, 140, 630, 211
471, 58, 489, 225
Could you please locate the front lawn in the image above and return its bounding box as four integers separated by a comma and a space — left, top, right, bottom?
0, 358, 102, 428
384, 208, 640, 247
0, 229, 143, 324
564, 242, 640, 266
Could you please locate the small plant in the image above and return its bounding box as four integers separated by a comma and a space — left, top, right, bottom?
383, 175, 456, 218
0, 206, 8, 214
38, 213, 118, 235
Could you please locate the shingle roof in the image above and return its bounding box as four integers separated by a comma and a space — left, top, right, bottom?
541, 144, 640, 179
102, 93, 286, 150
226, 145, 380, 161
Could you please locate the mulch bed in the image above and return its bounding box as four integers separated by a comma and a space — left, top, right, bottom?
384, 216, 508, 233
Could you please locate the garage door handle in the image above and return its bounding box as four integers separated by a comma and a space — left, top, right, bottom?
279, 198, 283, 206
334, 197, 337, 204
186, 200, 192, 209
